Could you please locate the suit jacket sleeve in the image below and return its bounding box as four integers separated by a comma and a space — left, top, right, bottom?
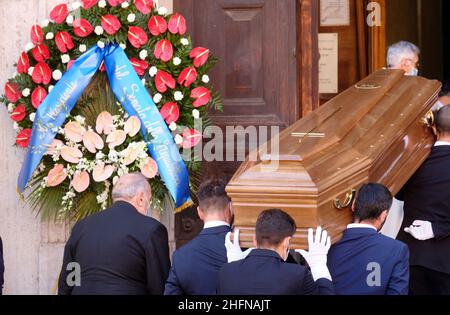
57, 222, 82, 295
145, 224, 171, 295
432, 216, 450, 240
386, 244, 409, 295
301, 268, 335, 295
0, 237, 4, 293
164, 264, 184, 295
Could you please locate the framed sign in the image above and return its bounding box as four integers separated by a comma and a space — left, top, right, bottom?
319, 33, 339, 94
320, 0, 351, 27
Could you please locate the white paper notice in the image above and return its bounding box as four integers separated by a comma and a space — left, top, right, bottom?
320, 0, 350, 26
319, 33, 339, 94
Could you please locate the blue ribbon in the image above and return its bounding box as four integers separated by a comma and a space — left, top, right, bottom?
18, 44, 192, 210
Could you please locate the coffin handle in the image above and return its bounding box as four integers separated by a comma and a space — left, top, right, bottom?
334, 189, 357, 210
422, 110, 435, 127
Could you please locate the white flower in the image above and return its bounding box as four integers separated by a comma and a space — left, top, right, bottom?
192, 109, 200, 119
95, 151, 105, 160
149, 66, 158, 77
97, 40, 105, 49
174, 91, 184, 101
27, 66, 34, 76
119, 43, 127, 50
113, 176, 119, 185
48, 85, 54, 92
173, 57, 181, 66
25, 42, 34, 52
127, 13, 136, 23
7, 103, 14, 112
13, 122, 19, 130
169, 122, 177, 131
141, 79, 146, 86
29, 113, 36, 122
108, 150, 119, 162
79, 44, 87, 52
158, 6, 168, 15
202, 74, 210, 83
52, 70, 62, 81
12, 71, 18, 78
139, 49, 148, 60
22, 88, 30, 97
174, 134, 183, 145
61, 54, 70, 63
121, 1, 129, 8
45, 32, 54, 40
98, 0, 107, 8
41, 19, 50, 27
94, 25, 104, 35
180, 38, 189, 46
66, 15, 74, 25
71, 1, 82, 10
153, 93, 162, 104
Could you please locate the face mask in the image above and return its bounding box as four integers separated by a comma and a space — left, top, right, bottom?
408, 68, 418, 76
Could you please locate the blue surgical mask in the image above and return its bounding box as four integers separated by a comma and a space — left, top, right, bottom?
408, 68, 419, 76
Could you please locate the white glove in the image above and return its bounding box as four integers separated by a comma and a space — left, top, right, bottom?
225, 229, 253, 263
404, 220, 434, 241
296, 227, 332, 281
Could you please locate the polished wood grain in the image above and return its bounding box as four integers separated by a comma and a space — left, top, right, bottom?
227, 69, 441, 249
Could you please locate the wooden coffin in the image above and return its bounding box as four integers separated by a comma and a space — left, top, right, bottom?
226, 69, 441, 249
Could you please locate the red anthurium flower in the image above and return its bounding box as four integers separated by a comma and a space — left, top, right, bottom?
168, 13, 187, 35
130, 58, 149, 76
178, 67, 197, 88
101, 14, 121, 35
4, 82, 21, 103
147, 15, 167, 36
82, 0, 99, 9
181, 129, 202, 149
189, 47, 210, 68
10, 104, 27, 122
16, 128, 32, 148
67, 60, 75, 70
73, 19, 94, 38
31, 86, 48, 109
30, 24, 43, 45
107, 0, 125, 6
17, 52, 30, 74
32, 44, 50, 62
55, 31, 75, 53
190, 87, 211, 107
32, 62, 52, 85
99, 60, 106, 72
160, 102, 180, 125
49, 4, 68, 24
135, 0, 154, 14
154, 39, 173, 62
155, 70, 175, 93
127, 26, 148, 48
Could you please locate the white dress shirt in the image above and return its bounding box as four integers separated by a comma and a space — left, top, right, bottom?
203, 220, 230, 229
434, 141, 450, 147
347, 223, 377, 231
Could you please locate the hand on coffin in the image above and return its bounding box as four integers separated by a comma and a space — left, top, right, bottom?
295, 227, 332, 281
404, 220, 435, 241
225, 229, 253, 263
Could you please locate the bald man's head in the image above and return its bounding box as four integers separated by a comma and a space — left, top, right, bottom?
112, 173, 152, 215
435, 106, 450, 137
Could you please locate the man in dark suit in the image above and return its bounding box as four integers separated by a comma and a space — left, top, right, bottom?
0, 237, 4, 295
328, 184, 409, 295
218, 209, 334, 295
396, 105, 450, 295
165, 179, 232, 295
58, 173, 170, 295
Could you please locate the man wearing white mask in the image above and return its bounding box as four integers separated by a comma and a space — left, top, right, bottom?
387, 41, 420, 76
396, 106, 450, 295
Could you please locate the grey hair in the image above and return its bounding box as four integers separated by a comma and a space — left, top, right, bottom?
387, 41, 420, 68
112, 173, 151, 201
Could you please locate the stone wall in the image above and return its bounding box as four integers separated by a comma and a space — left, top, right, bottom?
0, 0, 174, 295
